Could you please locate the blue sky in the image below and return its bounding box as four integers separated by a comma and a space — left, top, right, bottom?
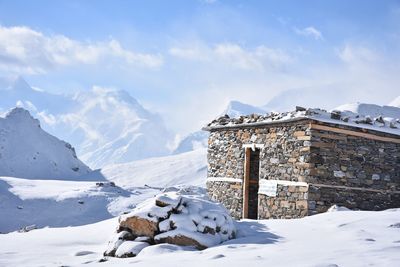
0, 0, 400, 133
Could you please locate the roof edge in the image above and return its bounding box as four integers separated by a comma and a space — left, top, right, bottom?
202, 117, 311, 131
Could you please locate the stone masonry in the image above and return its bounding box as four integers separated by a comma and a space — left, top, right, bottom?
205, 117, 400, 220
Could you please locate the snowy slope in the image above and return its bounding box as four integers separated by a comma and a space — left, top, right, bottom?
0, 208, 398, 266
172, 131, 209, 154
0, 176, 160, 233
388, 96, 400, 107
101, 149, 207, 189
0, 108, 91, 179
0, 77, 172, 168
0, 148, 206, 232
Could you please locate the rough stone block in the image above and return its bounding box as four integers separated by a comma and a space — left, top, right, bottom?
293, 131, 306, 137
296, 200, 308, 209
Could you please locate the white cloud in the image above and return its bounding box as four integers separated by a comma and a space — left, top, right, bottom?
338, 44, 379, 64
169, 45, 210, 61
169, 42, 292, 71
294, 26, 323, 40
0, 25, 163, 74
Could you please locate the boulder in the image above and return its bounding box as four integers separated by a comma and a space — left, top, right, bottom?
119, 216, 158, 238
155, 233, 206, 250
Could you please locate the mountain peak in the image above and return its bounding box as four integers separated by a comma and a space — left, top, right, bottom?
4, 107, 40, 127
10, 76, 32, 91
0, 107, 91, 179
222, 100, 266, 118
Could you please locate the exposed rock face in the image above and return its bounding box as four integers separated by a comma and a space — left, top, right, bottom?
104, 189, 236, 258
119, 216, 158, 238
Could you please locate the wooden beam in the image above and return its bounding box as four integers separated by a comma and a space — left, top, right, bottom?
242, 147, 251, 219
310, 183, 400, 194
310, 123, 400, 144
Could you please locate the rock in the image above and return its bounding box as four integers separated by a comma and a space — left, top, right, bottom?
372, 174, 380, 180
155, 194, 182, 208
115, 241, 149, 258
18, 224, 36, 232
365, 116, 373, 125
296, 106, 306, 112
119, 216, 158, 238
375, 116, 385, 124
334, 171, 346, 178
154, 233, 207, 250
342, 117, 349, 122
330, 111, 341, 120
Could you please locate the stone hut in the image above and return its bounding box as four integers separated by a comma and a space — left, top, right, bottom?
203, 107, 400, 220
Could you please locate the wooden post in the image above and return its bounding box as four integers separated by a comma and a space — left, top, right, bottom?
242, 147, 251, 219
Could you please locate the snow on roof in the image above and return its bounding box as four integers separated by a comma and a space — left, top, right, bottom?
204, 105, 400, 137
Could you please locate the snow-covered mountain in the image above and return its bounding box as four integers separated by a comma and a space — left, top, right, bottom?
61, 87, 172, 168
222, 100, 266, 118
0, 108, 91, 179
0, 77, 172, 168
171, 100, 267, 154
172, 131, 209, 154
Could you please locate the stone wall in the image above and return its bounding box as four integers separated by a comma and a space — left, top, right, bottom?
207, 120, 314, 218
258, 183, 308, 219
306, 122, 400, 191
308, 185, 400, 214
207, 121, 313, 182
304, 121, 400, 213
206, 180, 242, 219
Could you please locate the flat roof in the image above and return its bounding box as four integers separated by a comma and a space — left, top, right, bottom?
203, 107, 400, 137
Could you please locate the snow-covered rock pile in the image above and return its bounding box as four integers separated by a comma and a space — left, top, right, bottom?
104, 189, 236, 258
206, 105, 400, 136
